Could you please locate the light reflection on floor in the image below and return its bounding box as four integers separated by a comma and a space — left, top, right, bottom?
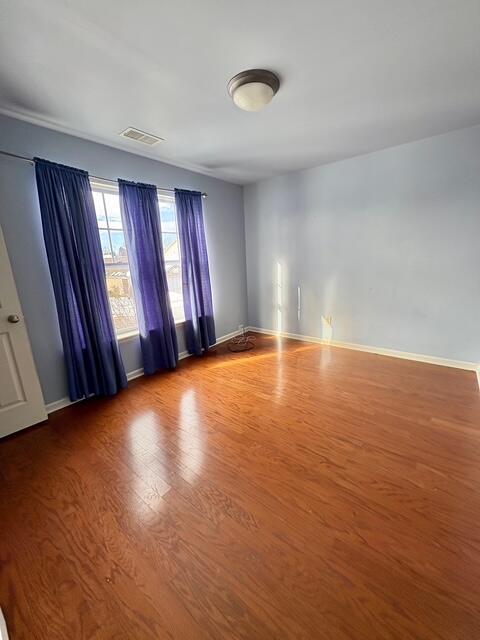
127, 410, 167, 520
123, 338, 334, 520
178, 388, 204, 484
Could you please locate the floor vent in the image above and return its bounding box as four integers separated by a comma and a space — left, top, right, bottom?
119, 127, 164, 146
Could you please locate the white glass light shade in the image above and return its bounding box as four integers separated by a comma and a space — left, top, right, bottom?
232, 82, 275, 112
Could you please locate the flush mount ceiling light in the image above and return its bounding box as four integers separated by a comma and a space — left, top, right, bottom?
227, 69, 280, 112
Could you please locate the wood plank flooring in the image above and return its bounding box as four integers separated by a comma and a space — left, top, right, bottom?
1, 333, 480, 639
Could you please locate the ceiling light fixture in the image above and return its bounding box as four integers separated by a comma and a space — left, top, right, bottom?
227, 69, 280, 112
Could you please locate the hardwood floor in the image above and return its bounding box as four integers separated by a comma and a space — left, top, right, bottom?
1, 333, 480, 639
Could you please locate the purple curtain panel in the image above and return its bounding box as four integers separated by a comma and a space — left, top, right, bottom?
119, 180, 178, 374
175, 189, 216, 355
35, 158, 127, 401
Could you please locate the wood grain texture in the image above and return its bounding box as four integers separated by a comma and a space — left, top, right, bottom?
1, 333, 480, 639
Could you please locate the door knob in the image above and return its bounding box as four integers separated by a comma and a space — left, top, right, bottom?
7, 314, 20, 323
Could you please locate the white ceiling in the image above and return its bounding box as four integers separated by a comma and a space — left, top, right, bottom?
1, 0, 480, 184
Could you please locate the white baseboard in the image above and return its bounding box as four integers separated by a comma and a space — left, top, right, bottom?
45, 328, 244, 414
247, 326, 479, 372
215, 327, 247, 345
45, 396, 80, 414
126, 367, 143, 381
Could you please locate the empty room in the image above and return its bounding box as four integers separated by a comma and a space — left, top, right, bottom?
1, 1, 480, 638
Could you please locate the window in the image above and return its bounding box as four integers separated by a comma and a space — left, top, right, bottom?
158, 193, 185, 324
91, 182, 185, 336
91, 182, 138, 335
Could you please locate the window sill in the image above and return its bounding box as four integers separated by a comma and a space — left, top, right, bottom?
117, 320, 185, 343
117, 330, 139, 343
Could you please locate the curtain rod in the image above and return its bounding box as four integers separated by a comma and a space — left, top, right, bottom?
0, 149, 208, 198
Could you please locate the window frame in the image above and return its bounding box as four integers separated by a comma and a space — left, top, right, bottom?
90, 180, 185, 342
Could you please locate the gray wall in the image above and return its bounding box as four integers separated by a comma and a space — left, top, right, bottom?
244, 125, 480, 363
0, 114, 247, 404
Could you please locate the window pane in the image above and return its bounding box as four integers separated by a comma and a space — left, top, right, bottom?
159, 199, 177, 233
90, 183, 139, 336
165, 260, 184, 323
110, 230, 128, 263
159, 198, 184, 322
105, 265, 138, 334
99, 230, 113, 263
104, 193, 122, 229
162, 233, 179, 260
93, 191, 107, 226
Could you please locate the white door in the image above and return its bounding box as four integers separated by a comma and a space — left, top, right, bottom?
0, 224, 46, 438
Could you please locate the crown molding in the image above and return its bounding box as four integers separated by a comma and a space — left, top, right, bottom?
0, 106, 236, 184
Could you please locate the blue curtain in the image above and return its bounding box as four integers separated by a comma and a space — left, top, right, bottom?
35, 158, 127, 401
119, 180, 178, 374
175, 189, 216, 355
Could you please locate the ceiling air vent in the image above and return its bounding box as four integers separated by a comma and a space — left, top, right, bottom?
119, 127, 164, 146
